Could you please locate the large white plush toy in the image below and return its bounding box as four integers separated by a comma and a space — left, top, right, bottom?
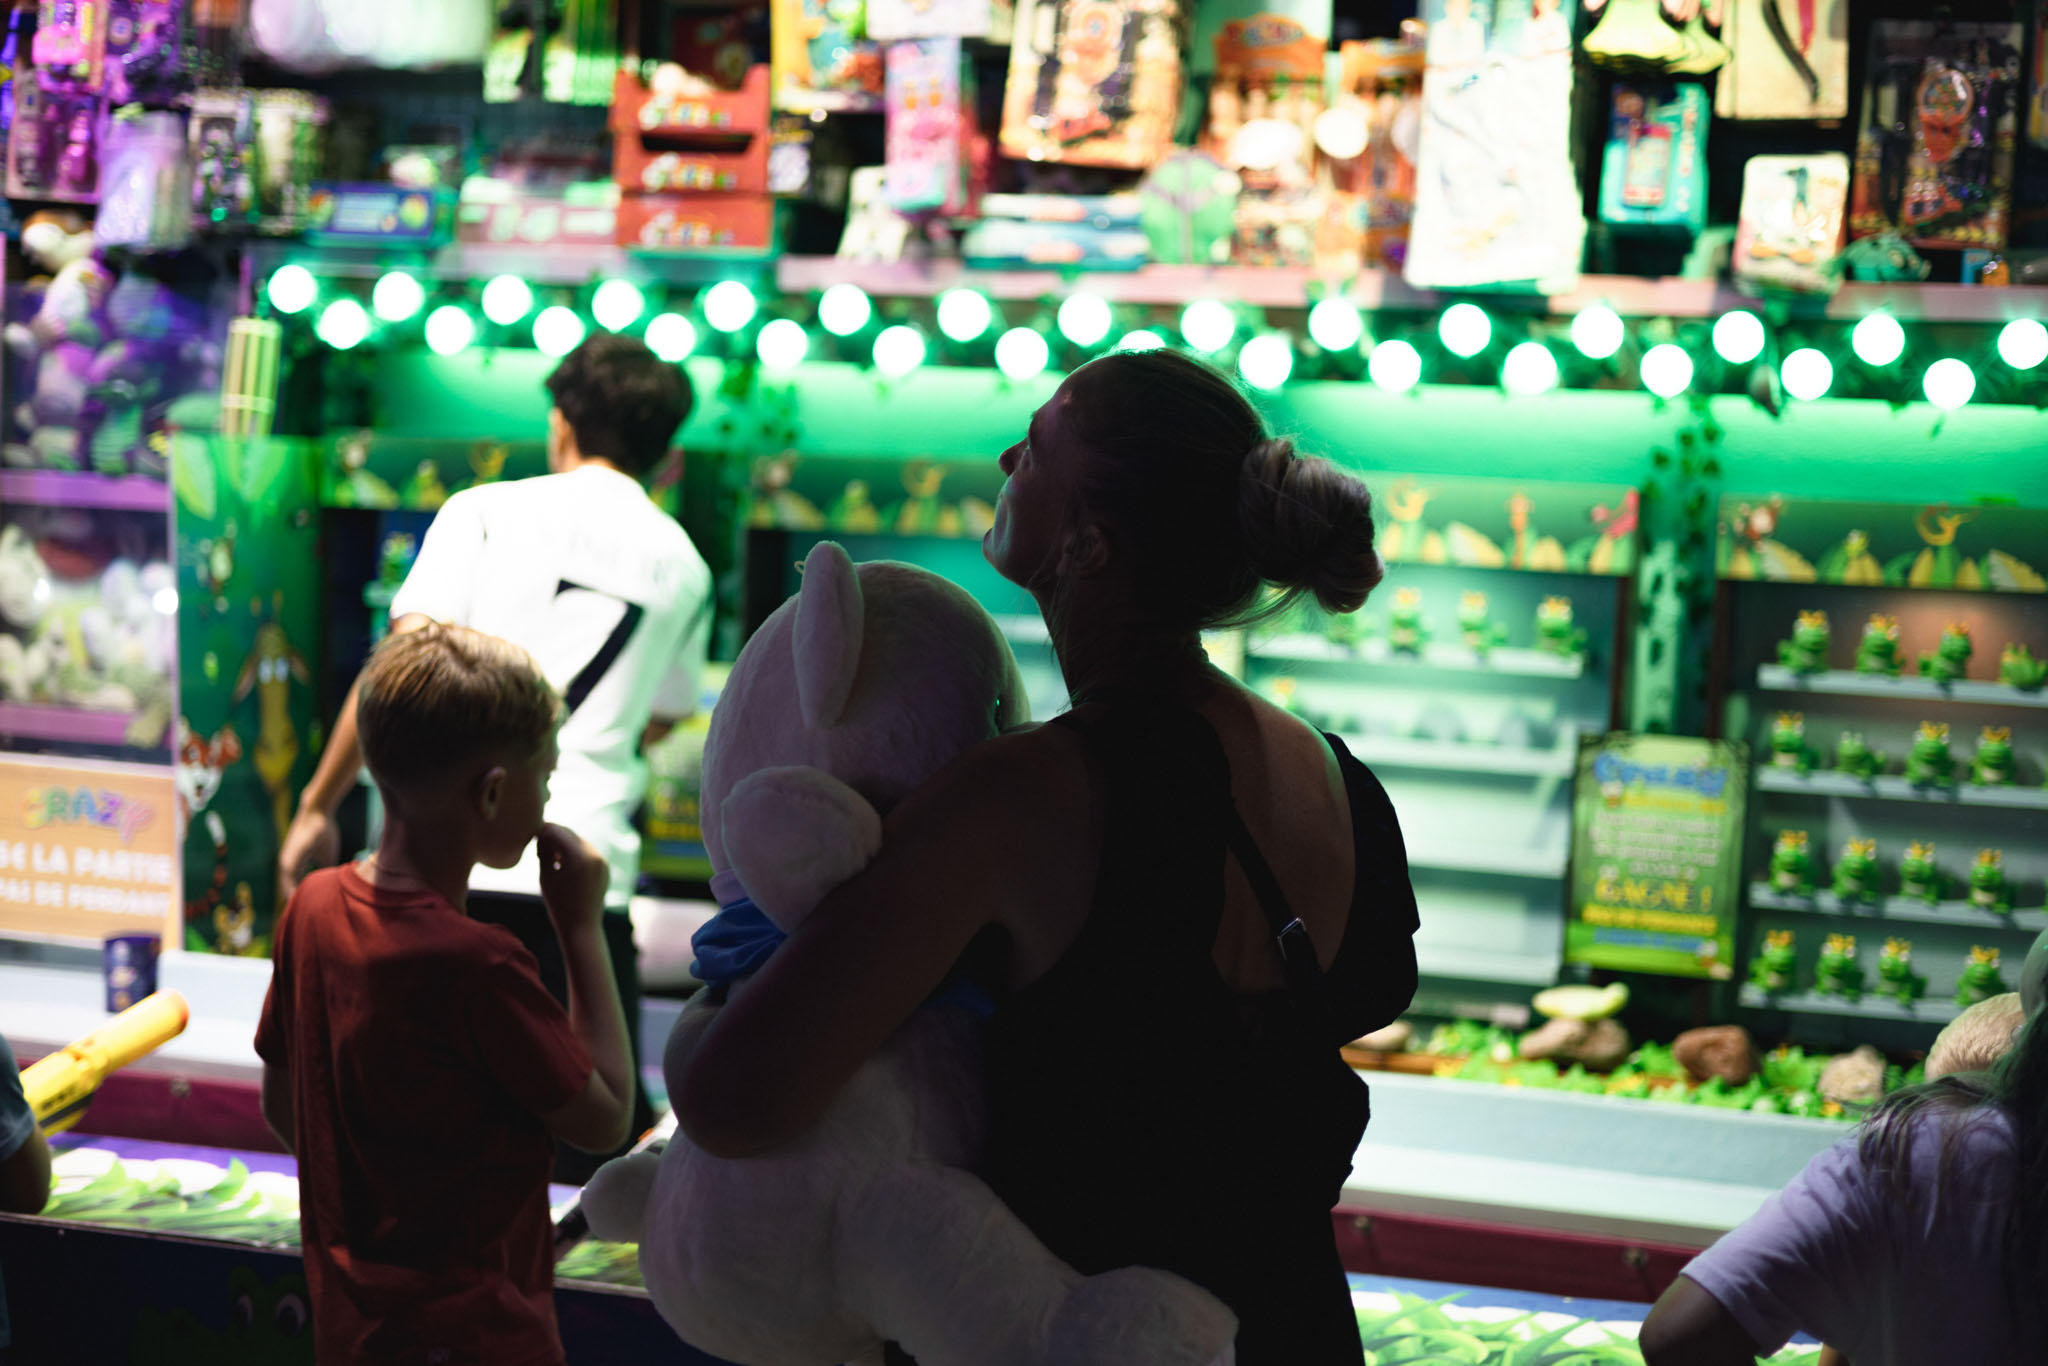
583, 541, 1236, 1366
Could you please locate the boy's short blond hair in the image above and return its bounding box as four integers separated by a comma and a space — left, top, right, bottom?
1926, 993, 2025, 1080
357, 624, 559, 793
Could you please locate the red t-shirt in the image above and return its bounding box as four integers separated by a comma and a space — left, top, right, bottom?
255, 865, 593, 1366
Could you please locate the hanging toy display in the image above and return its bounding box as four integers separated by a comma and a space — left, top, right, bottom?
96, 109, 195, 251
1849, 21, 2023, 251
1204, 14, 1328, 268
1404, 0, 1583, 291
999, 0, 1186, 168
1714, 0, 1848, 120
1732, 152, 1850, 295
883, 37, 974, 215
1582, 0, 1726, 76
1317, 34, 1424, 273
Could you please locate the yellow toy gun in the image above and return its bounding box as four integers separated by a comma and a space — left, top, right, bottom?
22, 991, 190, 1136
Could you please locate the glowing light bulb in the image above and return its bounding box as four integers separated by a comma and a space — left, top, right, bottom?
703, 281, 757, 333
1501, 342, 1559, 396
315, 298, 370, 350
1180, 300, 1236, 353
1711, 310, 1764, 364
1438, 303, 1490, 358
1368, 339, 1421, 393
995, 327, 1050, 381
936, 288, 992, 342
1057, 293, 1112, 348
1997, 318, 2048, 370
592, 279, 646, 332
481, 275, 534, 326
532, 305, 586, 358
873, 325, 926, 378
1780, 348, 1832, 401
424, 305, 476, 356
1308, 298, 1364, 353
1923, 358, 1975, 410
645, 313, 697, 362
371, 270, 424, 323
1114, 329, 1164, 352
756, 318, 809, 371
818, 284, 872, 337
151, 586, 179, 616
1237, 334, 1294, 390
266, 264, 317, 315
1570, 305, 1623, 360
1851, 313, 1904, 367
1641, 344, 1694, 398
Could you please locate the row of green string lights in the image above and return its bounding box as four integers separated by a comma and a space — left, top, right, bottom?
263, 265, 2047, 411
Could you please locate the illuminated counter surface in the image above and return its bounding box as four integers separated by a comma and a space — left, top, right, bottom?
7, 1133, 1828, 1365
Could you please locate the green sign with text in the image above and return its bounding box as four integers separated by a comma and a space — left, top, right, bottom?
1567, 734, 1748, 979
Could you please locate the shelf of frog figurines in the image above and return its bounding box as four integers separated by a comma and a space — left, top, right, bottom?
1754, 768, 2048, 810
1756, 665, 2048, 710
1736, 986, 1965, 1024
1747, 884, 2048, 934
1250, 634, 1588, 680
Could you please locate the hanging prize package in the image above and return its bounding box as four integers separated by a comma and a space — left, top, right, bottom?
1203, 15, 1326, 268
1732, 152, 1848, 294
884, 38, 974, 215
1404, 0, 1582, 291
1850, 22, 2022, 252
1000, 0, 1186, 168
1317, 36, 1424, 273
1713, 0, 1847, 121
1599, 81, 1708, 241
1581, 0, 1726, 77
770, 0, 884, 112
868, 0, 992, 40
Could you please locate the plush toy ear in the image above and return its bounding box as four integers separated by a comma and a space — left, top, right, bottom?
793, 540, 863, 730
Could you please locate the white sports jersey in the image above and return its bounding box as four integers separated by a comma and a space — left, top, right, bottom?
389, 465, 712, 902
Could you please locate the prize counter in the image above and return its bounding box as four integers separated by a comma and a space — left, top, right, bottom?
0, 1131, 1833, 1366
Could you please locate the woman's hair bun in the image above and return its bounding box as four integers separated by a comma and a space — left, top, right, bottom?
1238, 437, 1385, 615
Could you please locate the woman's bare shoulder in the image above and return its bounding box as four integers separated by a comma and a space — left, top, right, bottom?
895, 718, 1092, 829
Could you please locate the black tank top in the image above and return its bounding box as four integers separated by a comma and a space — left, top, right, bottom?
977, 702, 1421, 1364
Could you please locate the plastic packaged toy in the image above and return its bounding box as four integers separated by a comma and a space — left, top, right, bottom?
1204, 14, 1327, 268
770, 0, 884, 113
999, 0, 1185, 168
1733, 153, 1849, 295
8, 76, 103, 203
1850, 22, 2022, 251
1713, 0, 1848, 121
33, 0, 111, 87
884, 38, 971, 215
1404, 0, 1582, 291
1599, 80, 1708, 240
1318, 36, 1424, 273
96, 108, 193, 250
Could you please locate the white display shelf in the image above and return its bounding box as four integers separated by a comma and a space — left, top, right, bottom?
1756, 664, 2048, 709
1414, 943, 1559, 986
1738, 985, 1964, 1024
1250, 634, 1587, 679
1755, 767, 2048, 809
1335, 732, 1577, 778
1405, 839, 1568, 878
1747, 884, 2048, 933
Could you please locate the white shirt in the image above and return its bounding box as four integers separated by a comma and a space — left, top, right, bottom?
389, 465, 712, 902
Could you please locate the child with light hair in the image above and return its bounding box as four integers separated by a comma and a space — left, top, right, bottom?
1926, 992, 2025, 1080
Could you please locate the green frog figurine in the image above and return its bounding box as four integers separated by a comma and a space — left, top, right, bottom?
1956, 946, 2008, 1006
1904, 721, 1954, 786
1968, 848, 2012, 914
1387, 587, 1429, 654
1749, 929, 1797, 993
1777, 610, 1832, 674
1969, 726, 2015, 786
1813, 933, 1863, 999
1457, 590, 1506, 655
1834, 731, 1885, 780
1831, 837, 1881, 900
1898, 841, 1942, 905
1854, 614, 1904, 676
1770, 712, 1816, 775
1535, 595, 1587, 657
1877, 937, 1926, 1002
1917, 622, 1973, 682
1325, 609, 1368, 649
1770, 830, 1816, 895
1999, 642, 2048, 690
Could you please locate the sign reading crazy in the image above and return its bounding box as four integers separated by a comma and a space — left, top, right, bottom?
0, 757, 177, 942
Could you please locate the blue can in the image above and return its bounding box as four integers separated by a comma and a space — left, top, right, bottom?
104, 934, 160, 1013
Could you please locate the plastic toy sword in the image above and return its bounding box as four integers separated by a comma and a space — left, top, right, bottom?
22, 991, 190, 1136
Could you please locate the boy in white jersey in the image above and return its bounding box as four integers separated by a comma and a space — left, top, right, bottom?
280, 333, 711, 1178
